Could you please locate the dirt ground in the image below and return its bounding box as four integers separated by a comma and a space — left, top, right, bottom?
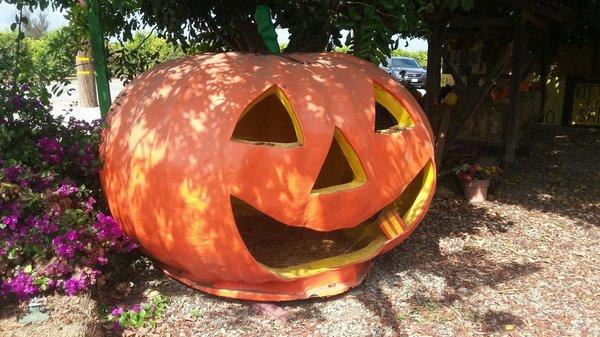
2, 126, 599, 337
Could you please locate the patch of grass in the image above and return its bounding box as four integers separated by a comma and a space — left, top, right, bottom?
108, 294, 169, 330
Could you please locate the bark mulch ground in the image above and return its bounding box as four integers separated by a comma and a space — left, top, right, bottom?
3, 126, 599, 336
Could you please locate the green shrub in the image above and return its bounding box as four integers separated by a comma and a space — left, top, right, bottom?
108, 32, 185, 82
30, 28, 77, 80
0, 31, 35, 85
391, 49, 428, 68
1, 28, 77, 101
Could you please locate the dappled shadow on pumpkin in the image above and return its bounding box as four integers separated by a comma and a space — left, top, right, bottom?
100, 51, 435, 292
88, 51, 436, 334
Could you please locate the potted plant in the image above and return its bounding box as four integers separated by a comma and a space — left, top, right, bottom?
453, 164, 501, 202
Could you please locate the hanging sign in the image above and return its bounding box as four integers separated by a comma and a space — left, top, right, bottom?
571, 82, 600, 126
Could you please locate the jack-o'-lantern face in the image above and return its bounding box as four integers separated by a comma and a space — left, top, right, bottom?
101, 52, 436, 301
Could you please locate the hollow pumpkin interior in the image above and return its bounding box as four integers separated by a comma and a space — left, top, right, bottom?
233, 160, 435, 279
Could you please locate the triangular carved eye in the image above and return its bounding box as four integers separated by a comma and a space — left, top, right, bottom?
231, 86, 303, 145
374, 83, 414, 133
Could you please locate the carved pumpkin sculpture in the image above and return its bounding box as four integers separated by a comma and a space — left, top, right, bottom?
101, 53, 436, 301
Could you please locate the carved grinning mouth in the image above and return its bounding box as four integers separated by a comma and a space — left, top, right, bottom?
232, 160, 435, 279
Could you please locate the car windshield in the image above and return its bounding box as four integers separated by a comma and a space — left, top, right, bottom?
391, 58, 420, 68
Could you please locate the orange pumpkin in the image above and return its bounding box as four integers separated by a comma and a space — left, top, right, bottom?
491, 85, 511, 103
101, 53, 436, 301
519, 81, 531, 93
443, 91, 458, 106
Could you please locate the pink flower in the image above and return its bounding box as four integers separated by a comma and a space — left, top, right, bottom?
111, 306, 124, 316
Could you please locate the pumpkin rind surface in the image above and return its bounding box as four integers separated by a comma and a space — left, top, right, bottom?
101, 52, 436, 301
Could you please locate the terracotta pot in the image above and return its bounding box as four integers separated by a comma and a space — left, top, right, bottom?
462, 179, 489, 202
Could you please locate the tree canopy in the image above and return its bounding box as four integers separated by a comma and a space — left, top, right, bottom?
135, 0, 474, 64
2, 0, 474, 65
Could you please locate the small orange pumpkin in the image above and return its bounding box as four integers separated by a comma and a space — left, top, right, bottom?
443, 91, 458, 106
519, 81, 531, 92
101, 53, 436, 301
491, 85, 510, 103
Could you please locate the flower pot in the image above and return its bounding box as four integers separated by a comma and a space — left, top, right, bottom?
462, 179, 489, 202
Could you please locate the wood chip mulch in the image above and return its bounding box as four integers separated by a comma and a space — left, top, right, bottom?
3, 126, 599, 337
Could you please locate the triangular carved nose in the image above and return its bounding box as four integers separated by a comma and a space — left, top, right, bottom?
311, 128, 366, 194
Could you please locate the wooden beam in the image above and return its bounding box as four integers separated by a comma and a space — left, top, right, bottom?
505, 15, 526, 163
442, 50, 465, 88
539, 41, 547, 121
520, 49, 538, 81
434, 107, 453, 168
446, 17, 513, 28
425, 19, 442, 132
501, 0, 574, 23
443, 42, 514, 154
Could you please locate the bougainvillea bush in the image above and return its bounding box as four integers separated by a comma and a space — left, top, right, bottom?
0, 81, 137, 301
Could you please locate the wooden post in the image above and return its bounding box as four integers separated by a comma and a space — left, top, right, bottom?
75, 44, 98, 107
434, 107, 453, 168
442, 50, 465, 88
444, 42, 513, 153
539, 41, 547, 121
85, 0, 112, 118
425, 18, 442, 132
592, 43, 599, 76
505, 14, 525, 163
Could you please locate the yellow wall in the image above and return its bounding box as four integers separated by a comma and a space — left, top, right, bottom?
542, 45, 600, 125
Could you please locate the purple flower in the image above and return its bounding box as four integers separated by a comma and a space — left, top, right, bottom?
17, 176, 30, 188
3, 165, 24, 183
37, 137, 64, 164
111, 306, 124, 317
63, 277, 85, 296
34, 172, 55, 191
56, 182, 78, 197
21, 83, 30, 91
27, 215, 58, 234
44, 259, 71, 277
82, 197, 96, 212
4, 270, 37, 300
2, 213, 19, 230
52, 236, 75, 259
93, 213, 123, 243
112, 321, 122, 331
131, 303, 141, 313
11, 95, 24, 109
66, 230, 78, 241
97, 255, 108, 265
